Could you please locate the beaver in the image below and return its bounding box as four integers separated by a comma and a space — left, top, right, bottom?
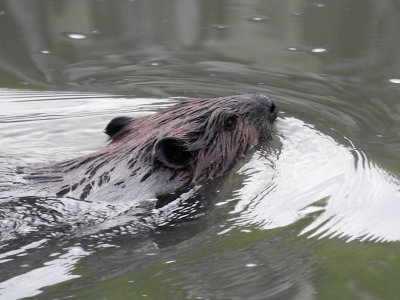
31, 94, 277, 203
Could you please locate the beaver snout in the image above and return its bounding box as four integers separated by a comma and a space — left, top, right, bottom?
254, 94, 278, 122
254, 94, 273, 106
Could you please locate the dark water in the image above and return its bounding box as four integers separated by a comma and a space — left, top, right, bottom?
0, 0, 400, 299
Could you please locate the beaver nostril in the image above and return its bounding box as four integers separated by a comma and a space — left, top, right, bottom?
270, 103, 276, 113
269, 102, 278, 122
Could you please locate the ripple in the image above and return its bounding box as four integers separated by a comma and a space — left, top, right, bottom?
232, 117, 400, 242
0, 88, 177, 165
0, 245, 89, 299
0, 88, 399, 245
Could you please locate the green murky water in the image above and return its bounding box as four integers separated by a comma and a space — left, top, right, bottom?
0, 1, 399, 299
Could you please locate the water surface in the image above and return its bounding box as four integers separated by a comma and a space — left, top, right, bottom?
0, 0, 400, 299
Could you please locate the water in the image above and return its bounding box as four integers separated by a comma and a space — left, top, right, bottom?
0, 0, 400, 299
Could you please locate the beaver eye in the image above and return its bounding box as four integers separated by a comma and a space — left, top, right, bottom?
224, 115, 237, 131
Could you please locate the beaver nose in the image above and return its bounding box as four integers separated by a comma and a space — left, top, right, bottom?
254, 94, 277, 117
254, 94, 273, 107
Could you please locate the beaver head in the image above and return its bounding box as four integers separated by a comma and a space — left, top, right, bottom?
37, 94, 277, 201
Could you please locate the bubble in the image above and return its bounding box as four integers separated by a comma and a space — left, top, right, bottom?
389, 79, 400, 84
311, 48, 327, 53
62, 32, 88, 40
212, 24, 228, 29
247, 16, 268, 23
245, 263, 258, 267
90, 29, 102, 34
40, 50, 53, 54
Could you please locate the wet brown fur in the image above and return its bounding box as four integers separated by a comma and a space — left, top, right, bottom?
34, 94, 277, 200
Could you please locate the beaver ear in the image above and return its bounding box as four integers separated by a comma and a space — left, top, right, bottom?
105, 116, 132, 139
154, 137, 192, 169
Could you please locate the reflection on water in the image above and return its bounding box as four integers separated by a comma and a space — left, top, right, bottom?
0, 246, 88, 300
234, 117, 400, 242
1, 0, 400, 299
1, 0, 400, 92
0, 89, 399, 299
2, 90, 397, 244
